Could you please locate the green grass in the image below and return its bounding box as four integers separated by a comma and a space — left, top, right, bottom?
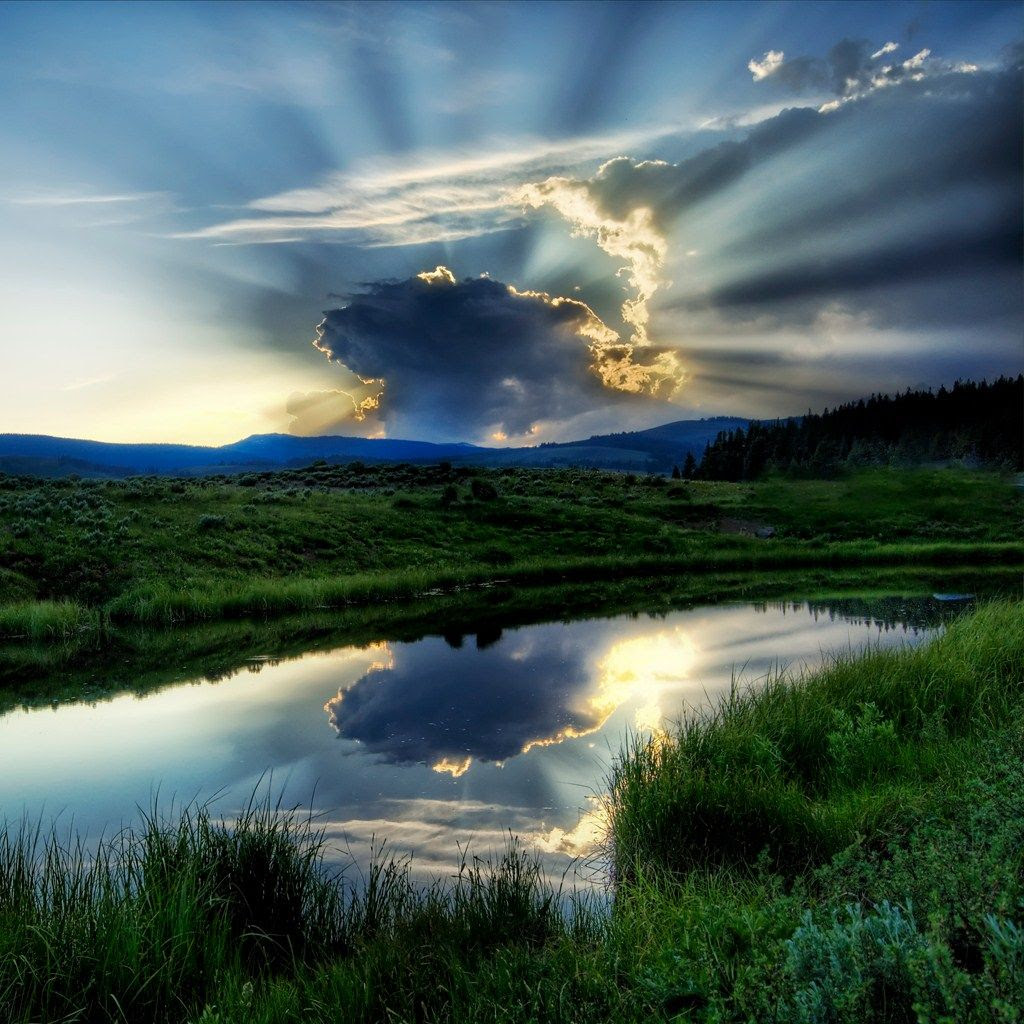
0, 598, 98, 641
607, 600, 1024, 875
0, 601, 1022, 1022
1, 564, 1015, 710
0, 798, 618, 1024
0, 465, 1019, 639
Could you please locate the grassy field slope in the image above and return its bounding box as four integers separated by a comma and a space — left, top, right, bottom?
0, 465, 1019, 638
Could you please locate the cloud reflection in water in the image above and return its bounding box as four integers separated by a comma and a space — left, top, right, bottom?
324, 624, 699, 778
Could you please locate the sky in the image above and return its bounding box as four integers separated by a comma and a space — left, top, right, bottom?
0, 0, 1021, 446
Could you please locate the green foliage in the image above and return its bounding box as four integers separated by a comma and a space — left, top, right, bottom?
196, 513, 227, 531
608, 601, 1024, 873
0, 466, 1018, 635
827, 703, 901, 787
0, 800, 635, 1024
470, 477, 499, 501
780, 901, 941, 1022
0, 598, 97, 641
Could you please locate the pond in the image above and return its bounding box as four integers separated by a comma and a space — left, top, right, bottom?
0, 594, 965, 881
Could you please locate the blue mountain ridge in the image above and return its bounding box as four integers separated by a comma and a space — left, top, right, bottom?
0, 416, 750, 477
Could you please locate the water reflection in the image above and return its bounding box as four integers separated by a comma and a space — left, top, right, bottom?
0, 597, 949, 880
323, 626, 698, 777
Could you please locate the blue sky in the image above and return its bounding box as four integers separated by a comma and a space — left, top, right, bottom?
1, 0, 1020, 444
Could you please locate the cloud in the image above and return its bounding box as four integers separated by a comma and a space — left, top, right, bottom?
324, 622, 695, 778
511, 166, 669, 347
324, 633, 599, 773
748, 50, 784, 81
871, 42, 899, 61
746, 37, 979, 107
689, 224, 1019, 315
179, 124, 686, 248
5, 189, 167, 207
508, 108, 825, 346
513, 61, 1020, 346
176, 32, 1017, 428
311, 266, 684, 439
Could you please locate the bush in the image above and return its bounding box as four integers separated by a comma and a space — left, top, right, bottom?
197, 514, 227, 532
781, 901, 945, 1022
827, 703, 901, 787
470, 479, 499, 501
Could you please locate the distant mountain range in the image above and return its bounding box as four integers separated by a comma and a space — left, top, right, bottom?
0, 416, 749, 478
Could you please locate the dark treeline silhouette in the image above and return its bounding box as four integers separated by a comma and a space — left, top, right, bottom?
695, 376, 1023, 480
755, 596, 977, 633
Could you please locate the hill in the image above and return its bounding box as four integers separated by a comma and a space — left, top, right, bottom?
0, 416, 748, 478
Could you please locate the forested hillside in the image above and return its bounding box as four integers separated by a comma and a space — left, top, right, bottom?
695, 376, 1023, 480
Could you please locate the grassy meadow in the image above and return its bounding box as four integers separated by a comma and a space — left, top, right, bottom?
0, 600, 1021, 1023
0, 461, 1021, 1022
0, 463, 1019, 642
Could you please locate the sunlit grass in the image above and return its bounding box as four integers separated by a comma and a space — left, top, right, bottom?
0, 599, 98, 640
0, 798, 613, 1024
607, 600, 1024, 875
88, 540, 1024, 626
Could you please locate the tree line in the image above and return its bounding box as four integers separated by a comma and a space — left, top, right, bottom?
685, 376, 1023, 480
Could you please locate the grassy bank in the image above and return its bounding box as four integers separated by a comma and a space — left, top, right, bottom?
1, 601, 1021, 1022
0, 464, 1020, 639
609, 599, 1024, 873
0, 564, 1015, 708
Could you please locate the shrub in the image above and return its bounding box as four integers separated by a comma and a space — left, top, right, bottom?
197, 514, 227, 532
470, 479, 499, 501
781, 901, 946, 1023
827, 703, 901, 787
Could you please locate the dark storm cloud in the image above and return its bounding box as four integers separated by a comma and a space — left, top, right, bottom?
575, 105, 823, 223
313, 267, 681, 438
696, 224, 1020, 311
324, 634, 601, 770
526, 64, 1021, 337
579, 67, 1018, 231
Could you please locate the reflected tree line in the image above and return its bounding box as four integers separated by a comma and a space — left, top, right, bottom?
754, 595, 974, 632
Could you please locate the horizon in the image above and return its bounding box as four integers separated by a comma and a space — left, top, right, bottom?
2, 1, 1022, 446
0, 410, 751, 450
4, 372, 1019, 452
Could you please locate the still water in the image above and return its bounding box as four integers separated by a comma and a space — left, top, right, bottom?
0, 597, 951, 878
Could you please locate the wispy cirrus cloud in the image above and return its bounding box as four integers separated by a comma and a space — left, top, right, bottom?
5, 189, 168, 207
175, 124, 686, 248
